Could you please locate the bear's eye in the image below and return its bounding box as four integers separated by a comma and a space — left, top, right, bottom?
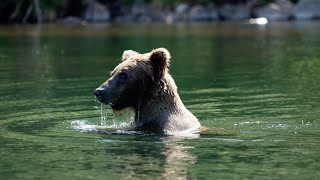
118, 72, 129, 80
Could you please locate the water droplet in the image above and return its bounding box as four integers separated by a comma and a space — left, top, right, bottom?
101, 103, 107, 127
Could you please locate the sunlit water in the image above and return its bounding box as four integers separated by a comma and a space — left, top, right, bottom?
0, 22, 320, 179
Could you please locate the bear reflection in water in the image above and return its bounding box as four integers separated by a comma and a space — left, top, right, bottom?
94, 48, 201, 134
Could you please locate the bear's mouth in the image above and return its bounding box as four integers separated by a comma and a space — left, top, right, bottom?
109, 103, 129, 111
95, 95, 107, 104
94, 90, 129, 111
96, 97, 123, 111
108, 102, 118, 110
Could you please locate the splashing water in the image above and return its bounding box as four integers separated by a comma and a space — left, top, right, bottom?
112, 107, 136, 129
100, 103, 135, 129
70, 104, 136, 132
100, 103, 107, 126
70, 120, 99, 132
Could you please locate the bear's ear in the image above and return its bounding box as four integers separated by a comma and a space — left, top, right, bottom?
122, 50, 139, 61
150, 48, 171, 83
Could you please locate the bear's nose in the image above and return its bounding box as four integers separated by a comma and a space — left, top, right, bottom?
94, 88, 104, 97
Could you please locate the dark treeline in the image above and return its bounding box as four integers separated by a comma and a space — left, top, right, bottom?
0, 0, 317, 24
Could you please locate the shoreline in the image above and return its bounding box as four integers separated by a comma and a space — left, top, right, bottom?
0, 0, 320, 24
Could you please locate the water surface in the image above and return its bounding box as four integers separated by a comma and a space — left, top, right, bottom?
0, 22, 320, 179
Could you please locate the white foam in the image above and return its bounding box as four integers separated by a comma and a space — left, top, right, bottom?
69, 119, 110, 132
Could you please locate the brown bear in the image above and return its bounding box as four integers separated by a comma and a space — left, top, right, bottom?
94, 48, 201, 134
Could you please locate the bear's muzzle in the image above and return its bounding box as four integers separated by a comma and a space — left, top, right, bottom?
94, 87, 119, 109
94, 88, 104, 97
94, 88, 108, 103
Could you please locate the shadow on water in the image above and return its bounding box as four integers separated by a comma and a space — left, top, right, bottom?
92, 127, 235, 179
95, 133, 199, 179
67, 117, 237, 179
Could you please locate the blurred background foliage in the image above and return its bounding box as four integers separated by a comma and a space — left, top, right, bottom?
0, 0, 302, 23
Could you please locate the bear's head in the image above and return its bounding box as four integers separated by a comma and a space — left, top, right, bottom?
94, 48, 171, 111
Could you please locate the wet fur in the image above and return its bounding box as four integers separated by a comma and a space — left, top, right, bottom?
95, 48, 201, 134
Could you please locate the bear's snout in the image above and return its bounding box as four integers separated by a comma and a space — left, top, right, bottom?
94, 87, 108, 103
94, 88, 105, 97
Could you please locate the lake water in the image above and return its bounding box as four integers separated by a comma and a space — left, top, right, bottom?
0, 22, 319, 179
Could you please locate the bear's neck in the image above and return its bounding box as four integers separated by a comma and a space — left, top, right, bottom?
136, 74, 187, 130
